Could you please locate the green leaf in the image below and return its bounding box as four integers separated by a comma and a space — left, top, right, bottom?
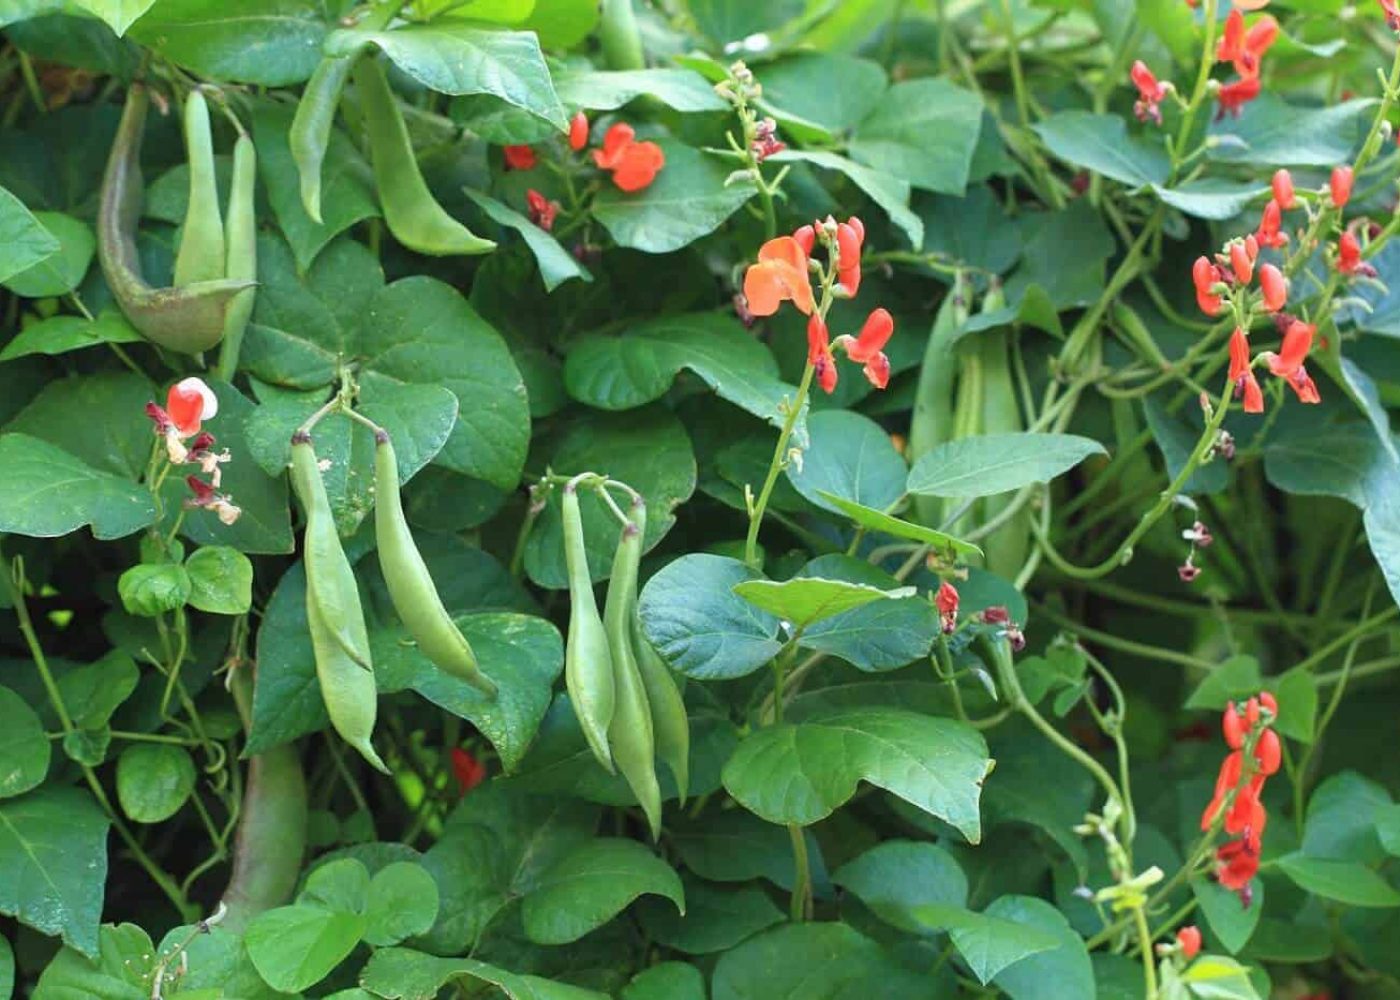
906, 433, 1107, 499
849, 77, 984, 195
622, 962, 705, 1000
554, 68, 726, 113
0, 686, 49, 799
62, 728, 110, 767
769, 150, 922, 248
2, 211, 91, 297
1153, 179, 1268, 221
983, 724, 1094, 877
639, 553, 782, 681
786, 410, 906, 514
364, 862, 440, 947
129, 0, 330, 86
117, 563, 191, 617
593, 140, 757, 253
0, 434, 155, 540
58, 650, 139, 730
0, 310, 142, 362
244, 904, 367, 993
565, 312, 802, 440
372, 612, 562, 772
833, 840, 968, 933
759, 53, 887, 134
360, 948, 610, 1000
636, 874, 784, 955
30, 924, 155, 1000
1180, 955, 1263, 999
1033, 111, 1170, 187
301, 858, 370, 914
520, 839, 684, 945
1183, 655, 1262, 710
521, 409, 696, 588
185, 546, 254, 615
0, 184, 60, 282
814, 492, 982, 560
462, 189, 591, 292
1191, 876, 1262, 955
1377, 802, 1400, 857
794, 555, 941, 672
668, 810, 827, 892
920, 184, 1021, 277
1267, 668, 1317, 744
0, 934, 12, 1000
0, 787, 109, 957
905, 902, 1061, 984
8, 371, 149, 478
985, 896, 1094, 1000
733, 576, 914, 629
722, 707, 991, 840
1208, 95, 1376, 166
1303, 773, 1392, 868
70, 0, 153, 35
246, 562, 332, 753
711, 922, 933, 1000
337, 24, 566, 128
1275, 852, 1400, 907
115, 744, 196, 824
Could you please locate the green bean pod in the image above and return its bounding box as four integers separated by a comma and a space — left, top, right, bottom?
598, 0, 646, 71
289, 432, 389, 775
603, 503, 662, 839
172, 90, 226, 287
626, 504, 690, 803
374, 431, 497, 697
975, 323, 1030, 579
290, 52, 360, 224
909, 273, 972, 528
215, 132, 257, 382
97, 85, 254, 355
352, 59, 495, 257
562, 483, 615, 773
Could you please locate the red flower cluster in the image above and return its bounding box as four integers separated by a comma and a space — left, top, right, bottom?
1200, 693, 1280, 903
146, 378, 240, 525
1130, 60, 1173, 126
1229, 319, 1320, 414
1215, 9, 1277, 117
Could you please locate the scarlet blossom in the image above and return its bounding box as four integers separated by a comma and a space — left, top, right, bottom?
525, 189, 559, 231
1258, 263, 1287, 311
1255, 728, 1282, 775
147, 377, 219, 464
185, 475, 241, 525
935, 581, 959, 634
1202, 750, 1244, 830
1382, 0, 1400, 31
835, 307, 895, 389
1222, 703, 1245, 749
743, 236, 815, 316
793, 224, 816, 255
1193, 256, 1224, 316
1256, 198, 1287, 248
1215, 834, 1260, 893
503, 145, 537, 171
451, 747, 487, 794
1131, 60, 1171, 125
1229, 328, 1265, 413
1262, 319, 1321, 403
1228, 240, 1254, 284
1330, 165, 1354, 207
1337, 231, 1376, 277
568, 111, 589, 151
1217, 75, 1262, 117
1218, 9, 1277, 76
1272, 168, 1296, 209
836, 217, 865, 296
592, 123, 665, 192
807, 314, 838, 394
1177, 926, 1202, 960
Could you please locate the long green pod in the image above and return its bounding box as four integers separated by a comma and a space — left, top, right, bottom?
97, 85, 254, 355
290, 52, 360, 223
909, 273, 972, 528
352, 59, 495, 257
626, 503, 689, 803
215, 133, 257, 382
562, 483, 616, 773
603, 502, 662, 838
975, 323, 1030, 579
172, 90, 226, 286
374, 431, 497, 697
598, 0, 646, 71
289, 433, 389, 775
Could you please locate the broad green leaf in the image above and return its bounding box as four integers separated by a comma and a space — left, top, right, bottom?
1180, 955, 1263, 999
520, 839, 684, 945
71, 0, 153, 35
639, 553, 782, 680
1335, 355, 1400, 466
814, 492, 982, 559
1303, 772, 1392, 863
372, 612, 562, 772
795, 555, 941, 672
8, 371, 150, 478
1004, 200, 1114, 309
1244, 917, 1332, 963
905, 902, 1061, 984
920, 184, 1021, 277
462, 189, 591, 292
1153, 179, 1268, 221
1033, 111, 1170, 187
246, 562, 333, 753
117, 564, 190, 617
521, 409, 696, 588
62, 728, 110, 767
360, 948, 609, 1000
983, 724, 1094, 877
517, 0, 597, 48
849, 77, 984, 195
593, 140, 757, 253
636, 874, 784, 955
130, 0, 330, 86
0, 433, 154, 540
301, 858, 371, 914
1192, 875, 1262, 955
57, 650, 139, 730
906, 433, 1107, 499
733, 576, 914, 629
1276, 852, 1400, 907
335, 24, 566, 128
1183, 655, 1262, 710
10, 15, 143, 80
786, 410, 906, 514
364, 862, 439, 946
0, 310, 142, 362
1, 211, 92, 297
722, 707, 991, 840
833, 840, 968, 932
1377, 802, 1400, 857
0, 934, 11, 1000
1208, 95, 1376, 166
0, 184, 60, 282
622, 962, 705, 1000
244, 905, 367, 993
986, 896, 1094, 1000
711, 922, 933, 1000
0, 686, 49, 799
115, 744, 196, 824
1267, 668, 1317, 744
0, 787, 109, 957
769, 150, 922, 248
684, 0, 803, 47
564, 312, 803, 440
185, 545, 254, 615
30, 924, 155, 999
554, 68, 726, 112
758, 53, 887, 133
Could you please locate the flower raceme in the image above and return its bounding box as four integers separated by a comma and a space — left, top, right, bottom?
1214, 9, 1276, 117
592, 123, 665, 192
1201, 693, 1280, 903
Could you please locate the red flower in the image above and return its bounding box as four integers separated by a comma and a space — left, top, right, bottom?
1217, 75, 1262, 117
936, 581, 959, 634
1258, 263, 1287, 311
1202, 750, 1244, 830
1337, 231, 1376, 276
1271, 169, 1296, 210
836, 217, 865, 296
1254, 728, 1282, 776
1215, 835, 1260, 893
592, 123, 665, 192
1229, 328, 1264, 413
450, 747, 486, 794
744, 236, 815, 316
807, 314, 837, 394
503, 145, 537, 171
1256, 199, 1287, 248
1228, 240, 1254, 284
835, 307, 894, 389
167, 377, 217, 436
1193, 256, 1224, 316
1218, 10, 1277, 76
1383, 0, 1400, 31
1131, 60, 1171, 125
1177, 926, 1202, 960
1330, 165, 1354, 207
793, 224, 816, 255
568, 111, 589, 152
525, 189, 559, 231
1262, 319, 1321, 403
1222, 703, 1245, 749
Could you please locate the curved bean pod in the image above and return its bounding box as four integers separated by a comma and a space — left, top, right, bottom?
215, 132, 257, 382
172, 90, 226, 287
562, 483, 615, 772
289, 52, 360, 224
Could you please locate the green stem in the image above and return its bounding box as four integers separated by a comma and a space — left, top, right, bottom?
1134, 905, 1159, 1000
746, 361, 815, 568
787, 824, 813, 920
1168, 0, 1220, 185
